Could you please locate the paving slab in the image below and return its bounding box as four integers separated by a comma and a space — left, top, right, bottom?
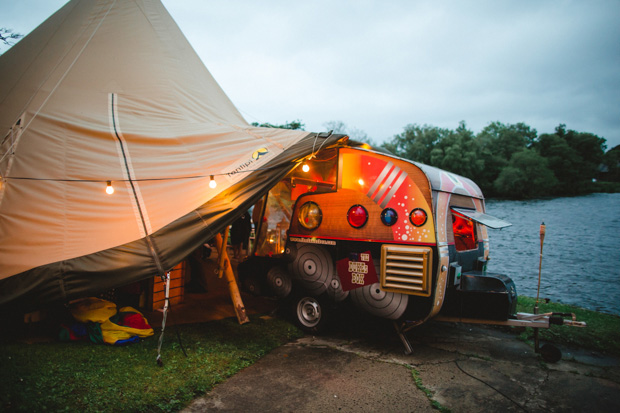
183, 342, 433, 412
183, 320, 620, 412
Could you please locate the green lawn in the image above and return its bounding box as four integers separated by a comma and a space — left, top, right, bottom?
2, 297, 618, 412
516, 296, 620, 356
1, 316, 302, 412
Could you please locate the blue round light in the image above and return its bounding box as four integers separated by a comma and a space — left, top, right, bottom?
381, 208, 398, 226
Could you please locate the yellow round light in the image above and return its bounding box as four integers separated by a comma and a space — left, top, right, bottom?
298, 201, 322, 230
302, 163, 310, 173
209, 175, 217, 188
105, 181, 114, 195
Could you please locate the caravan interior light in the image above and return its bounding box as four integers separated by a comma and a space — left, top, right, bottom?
105, 181, 114, 195
209, 175, 217, 188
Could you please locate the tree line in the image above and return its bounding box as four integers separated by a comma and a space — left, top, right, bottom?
253, 120, 620, 199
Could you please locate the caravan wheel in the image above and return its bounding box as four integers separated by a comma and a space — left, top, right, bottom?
294, 296, 327, 333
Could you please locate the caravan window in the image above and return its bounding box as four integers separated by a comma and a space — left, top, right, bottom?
451, 211, 478, 251
253, 181, 293, 256
289, 148, 338, 201
253, 148, 338, 257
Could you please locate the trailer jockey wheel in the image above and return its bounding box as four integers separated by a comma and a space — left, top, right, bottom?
294, 296, 327, 333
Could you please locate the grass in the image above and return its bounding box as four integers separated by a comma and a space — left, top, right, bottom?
2, 297, 618, 412
0, 316, 302, 412
410, 367, 451, 412
515, 296, 620, 356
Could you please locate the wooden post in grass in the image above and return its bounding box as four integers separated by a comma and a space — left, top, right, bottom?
534, 222, 546, 352
214, 231, 250, 325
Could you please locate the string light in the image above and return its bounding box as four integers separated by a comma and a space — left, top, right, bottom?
6, 130, 341, 190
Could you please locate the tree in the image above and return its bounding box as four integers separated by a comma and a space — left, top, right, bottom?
322, 120, 347, 134
493, 149, 557, 198
473, 121, 538, 196
1, 28, 23, 46
476, 121, 536, 161
602, 145, 620, 182
322, 120, 375, 146
251, 120, 305, 130
383, 124, 450, 164
535, 125, 607, 194
535, 132, 582, 194
429, 122, 483, 179
1, 28, 23, 55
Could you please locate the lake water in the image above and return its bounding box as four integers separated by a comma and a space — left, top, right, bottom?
484, 193, 620, 316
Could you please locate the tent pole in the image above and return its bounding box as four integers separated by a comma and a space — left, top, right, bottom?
214, 232, 250, 325
217, 226, 230, 279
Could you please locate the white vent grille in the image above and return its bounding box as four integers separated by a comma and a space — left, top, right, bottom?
380, 245, 432, 296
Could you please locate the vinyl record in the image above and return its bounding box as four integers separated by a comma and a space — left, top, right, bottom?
266, 265, 292, 298
326, 275, 349, 302
288, 244, 333, 296
349, 283, 408, 320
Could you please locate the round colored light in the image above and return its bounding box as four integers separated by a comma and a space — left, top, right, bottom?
410, 208, 427, 227
298, 201, 322, 230
347, 204, 368, 228
381, 208, 398, 226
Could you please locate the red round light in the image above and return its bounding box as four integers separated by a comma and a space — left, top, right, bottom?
410, 208, 427, 227
347, 205, 368, 228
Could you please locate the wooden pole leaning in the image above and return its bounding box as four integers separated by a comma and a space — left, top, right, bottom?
534, 222, 546, 353
217, 226, 230, 279
214, 231, 250, 325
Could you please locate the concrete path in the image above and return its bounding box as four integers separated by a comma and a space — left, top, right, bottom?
183, 320, 620, 412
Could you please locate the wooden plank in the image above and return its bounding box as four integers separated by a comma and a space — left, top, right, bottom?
152, 276, 184, 292
148, 260, 186, 311
152, 286, 184, 304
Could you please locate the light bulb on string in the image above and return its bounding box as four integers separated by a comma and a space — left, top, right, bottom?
209, 175, 217, 188
105, 181, 114, 195
302, 163, 310, 173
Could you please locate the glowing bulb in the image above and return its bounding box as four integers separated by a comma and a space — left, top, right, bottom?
302, 163, 310, 173
358, 178, 364, 186
106, 181, 114, 195
209, 175, 217, 188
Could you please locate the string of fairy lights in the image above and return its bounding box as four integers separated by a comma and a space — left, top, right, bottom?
5, 165, 298, 195
1, 133, 335, 195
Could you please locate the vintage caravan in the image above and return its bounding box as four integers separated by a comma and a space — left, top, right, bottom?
239, 139, 581, 355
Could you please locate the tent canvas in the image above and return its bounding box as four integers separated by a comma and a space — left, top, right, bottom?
0, 0, 342, 309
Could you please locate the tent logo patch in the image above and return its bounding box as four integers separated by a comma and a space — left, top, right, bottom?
252, 147, 269, 160
223, 146, 274, 182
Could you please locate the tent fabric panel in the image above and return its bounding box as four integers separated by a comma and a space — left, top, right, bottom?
0, 0, 313, 281
0, 124, 312, 281
0, 133, 345, 309
0, 0, 87, 132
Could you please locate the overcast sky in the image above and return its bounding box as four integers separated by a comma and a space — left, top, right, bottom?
2, 0, 619, 149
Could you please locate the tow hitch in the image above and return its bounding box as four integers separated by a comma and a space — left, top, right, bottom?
395, 312, 586, 362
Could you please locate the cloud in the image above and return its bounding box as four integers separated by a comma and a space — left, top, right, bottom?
4, 0, 620, 148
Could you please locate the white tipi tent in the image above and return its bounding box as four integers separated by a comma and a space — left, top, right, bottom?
0, 0, 342, 308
